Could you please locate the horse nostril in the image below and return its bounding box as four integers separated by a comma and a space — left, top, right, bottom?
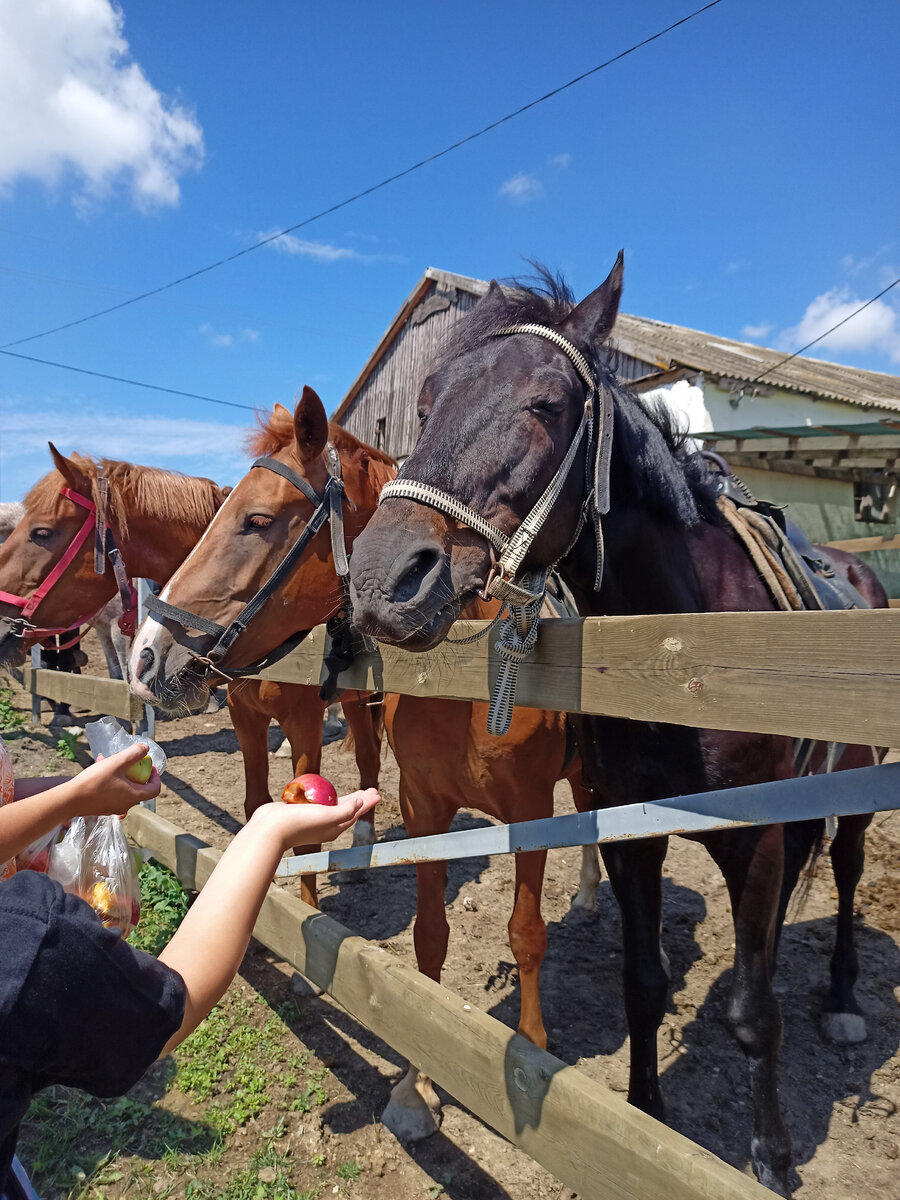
394, 547, 440, 604
138, 646, 156, 684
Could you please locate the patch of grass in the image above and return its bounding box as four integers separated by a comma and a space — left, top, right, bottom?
128, 857, 190, 956
0, 686, 24, 731
183, 1147, 320, 1200
335, 1158, 363, 1182
21, 1085, 217, 1198
55, 731, 79, 761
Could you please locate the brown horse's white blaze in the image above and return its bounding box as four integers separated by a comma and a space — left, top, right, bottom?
127, 387, 596, 1142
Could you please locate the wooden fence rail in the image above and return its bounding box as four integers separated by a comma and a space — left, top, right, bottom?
259, 608, 900, 746
124, 805, 772, 1200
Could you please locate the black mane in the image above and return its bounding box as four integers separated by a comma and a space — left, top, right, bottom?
438, 266, 720, 527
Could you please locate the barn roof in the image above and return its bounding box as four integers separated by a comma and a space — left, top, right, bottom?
332, 268, 900, 422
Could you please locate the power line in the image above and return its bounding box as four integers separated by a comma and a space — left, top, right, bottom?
0, 348, 257, 412
1, 0, 726, 351
747, 277, 900, 384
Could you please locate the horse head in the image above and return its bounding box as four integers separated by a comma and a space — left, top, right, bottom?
129, 387, 394, 711
348, 255, 625, 649
0, 446, 228, 669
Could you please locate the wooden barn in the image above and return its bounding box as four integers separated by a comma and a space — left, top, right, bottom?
332, 267, 900, 592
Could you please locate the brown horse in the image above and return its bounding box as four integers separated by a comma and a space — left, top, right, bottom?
0, 447, 382, 834
128, 390, 595, 1139
345, 258, 888, 1194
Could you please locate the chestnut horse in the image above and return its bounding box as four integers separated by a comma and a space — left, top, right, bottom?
0, 447, 382, 834
128, 390, 596, 1140
346, 258, 887, 1195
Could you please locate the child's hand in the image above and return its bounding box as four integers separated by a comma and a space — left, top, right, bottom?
253, 788, 381, 853
70, 743, 161, 817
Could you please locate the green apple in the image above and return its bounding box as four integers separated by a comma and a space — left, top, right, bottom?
125, 755, 153, 784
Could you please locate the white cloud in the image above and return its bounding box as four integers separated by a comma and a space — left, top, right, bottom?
0, 406, 250, 498
0, 0, 203, 209
498, 173, 543, 203
549, 153, 572, 169
199, 322, 261, 348
779, 288, 900, 363
241, 328, 260, 343
741, 322, 773, 340
263, 232, 361, 261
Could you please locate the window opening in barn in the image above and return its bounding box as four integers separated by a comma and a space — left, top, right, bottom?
854, 480, 896, 524
374, 416, 387, 451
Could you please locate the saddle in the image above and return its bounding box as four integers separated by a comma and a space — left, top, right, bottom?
705, 453, 868, 613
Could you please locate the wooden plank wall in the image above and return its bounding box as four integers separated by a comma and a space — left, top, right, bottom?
125, 805, 772, 1200
258, 609, 900, 746
23, 665, 143, 722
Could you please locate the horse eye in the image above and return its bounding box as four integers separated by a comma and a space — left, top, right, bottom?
245, 514, 274, 531
530, 398, 564, 419
417, 409, 428, 425
30, 527, 53, 542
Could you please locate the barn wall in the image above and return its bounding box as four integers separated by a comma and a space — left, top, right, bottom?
339, 283, 483, 461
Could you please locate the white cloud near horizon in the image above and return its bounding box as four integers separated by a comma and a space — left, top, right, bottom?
0, 408, 251, 499
741, 322, 773, 340
779, 287, 900, 363
0, 0, 204, 210
498, 172, 543, 203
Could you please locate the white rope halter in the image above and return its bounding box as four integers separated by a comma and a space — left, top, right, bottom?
378, 323, 612, 734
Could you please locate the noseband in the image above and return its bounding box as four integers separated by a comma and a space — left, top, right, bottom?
143, 444, 352, 678
377, 323, 614, 734
0, 475, 136, 647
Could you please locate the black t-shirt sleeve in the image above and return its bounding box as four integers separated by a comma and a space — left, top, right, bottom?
0, 871, 186, 1098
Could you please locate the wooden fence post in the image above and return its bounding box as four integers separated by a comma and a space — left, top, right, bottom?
29, 645, 43, 726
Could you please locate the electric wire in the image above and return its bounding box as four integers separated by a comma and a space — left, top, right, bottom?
1, 0, 726, 350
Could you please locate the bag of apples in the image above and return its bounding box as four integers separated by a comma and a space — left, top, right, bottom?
48, 814, 142, 937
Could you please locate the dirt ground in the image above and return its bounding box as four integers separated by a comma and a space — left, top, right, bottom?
6, 633, 900, 1199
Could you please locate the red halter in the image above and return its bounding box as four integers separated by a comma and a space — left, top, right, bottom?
0, 487, 104, 645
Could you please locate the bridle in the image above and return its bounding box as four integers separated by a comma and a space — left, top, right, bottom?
142, 444, 353, 679
0, 475, 137, 649
378, 323, 614, 734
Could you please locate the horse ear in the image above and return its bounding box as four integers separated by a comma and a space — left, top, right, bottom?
273, 402, 292, 421
560, 250, 624, 347
48, 443, 91, 495
293, 386, 329, 463
483, 279, 506, 307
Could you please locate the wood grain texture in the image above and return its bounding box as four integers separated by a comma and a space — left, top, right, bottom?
824, 534, 900, 553
257, 609, 900, 745
125, 805, 772, 1200
25, 666, 143, 722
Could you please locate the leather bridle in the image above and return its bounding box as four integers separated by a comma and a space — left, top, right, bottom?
142, 444, 353, 679
377, 323, 614, 735
0, 475, 137, 648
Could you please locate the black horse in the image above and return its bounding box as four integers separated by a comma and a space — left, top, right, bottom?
347, 255, 886, 1195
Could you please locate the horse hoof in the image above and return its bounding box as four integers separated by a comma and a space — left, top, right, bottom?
291, 972, 325, 999
381, 1069, 442, 1142
352, 821, 377, 848
822, 1011, 867, 1044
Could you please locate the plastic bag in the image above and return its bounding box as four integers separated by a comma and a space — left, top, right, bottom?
48, 814, 141, 937
85, 716, 167, 776
16, 824, 62, 874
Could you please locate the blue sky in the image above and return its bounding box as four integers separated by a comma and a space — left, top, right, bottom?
1, 0, 898, 501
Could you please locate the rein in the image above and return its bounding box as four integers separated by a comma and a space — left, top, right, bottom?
143, 444, 353, 678
0, 475, 137, 647
378, 323, 613, 735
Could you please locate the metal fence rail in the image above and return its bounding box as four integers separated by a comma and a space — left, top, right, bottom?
276, 760, 900, 877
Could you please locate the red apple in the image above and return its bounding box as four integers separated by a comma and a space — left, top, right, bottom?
282, 773, 338, 806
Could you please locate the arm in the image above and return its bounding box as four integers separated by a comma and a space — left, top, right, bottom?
157, 789, 380, 1055
0, 744, 160, 862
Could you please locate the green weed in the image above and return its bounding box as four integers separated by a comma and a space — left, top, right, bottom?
128, 858, 190, 956
335, 1159, 363, 1182
0, 686, 24, 731
55, 731, 78, 761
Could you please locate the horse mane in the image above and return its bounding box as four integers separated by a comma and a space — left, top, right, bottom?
439, 265, 719, 527
246, 408, 398, 487
26, 455, 225, 537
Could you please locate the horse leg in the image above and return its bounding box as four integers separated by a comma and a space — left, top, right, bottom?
341, 693, 382, 848
776, 819, 822, 959
275, 684, 330, 911
381, 784, 453, 1142
822, 812, 872, 1044
600, 837, 670, 1120
705, 825, 793, 1197
567, 770, 602, 912
227, 684, 273, 822
510, 849, 549, 1048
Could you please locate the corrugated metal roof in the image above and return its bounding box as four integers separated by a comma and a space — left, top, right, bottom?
333, 267, 900, 420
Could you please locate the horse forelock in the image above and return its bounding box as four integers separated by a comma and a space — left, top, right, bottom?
245, 411, 397, 495
24, 456, 224, 537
